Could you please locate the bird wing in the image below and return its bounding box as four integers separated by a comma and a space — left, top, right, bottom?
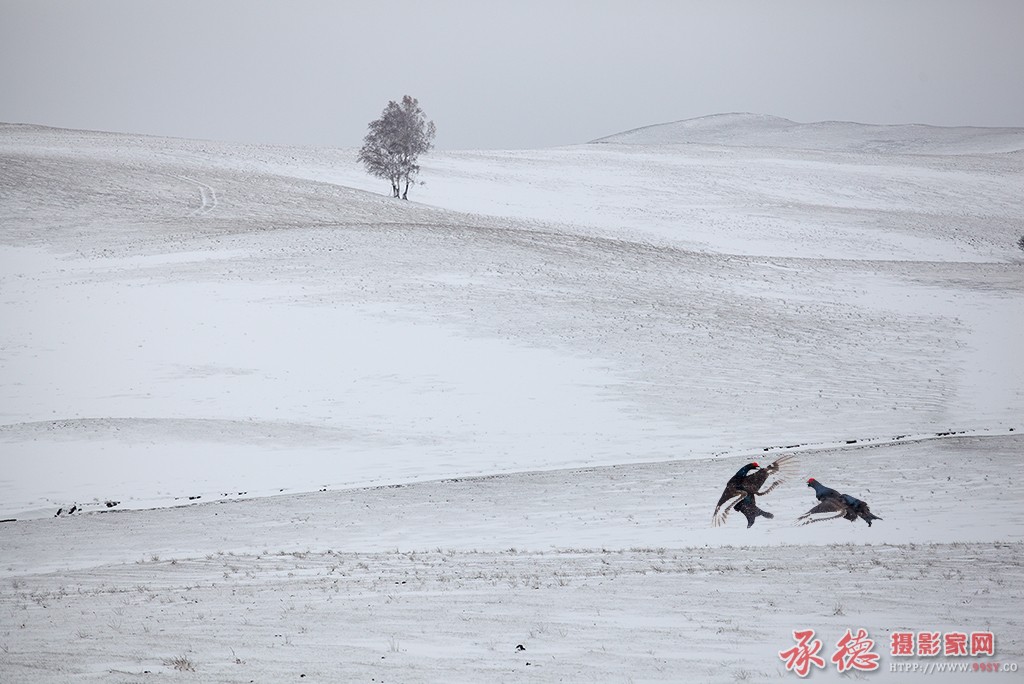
797, 497, 852, 525
749, 453, 798, 495
744, 468, 771, 492
764, 452, 798, 476
800, 499, 845, 517
712, 490, 744, 527
714, 481, 742, 509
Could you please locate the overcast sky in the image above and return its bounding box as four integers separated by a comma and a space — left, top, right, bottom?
2, 0, 1022, 150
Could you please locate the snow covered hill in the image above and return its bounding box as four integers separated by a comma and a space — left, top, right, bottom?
1, 118, 1022, 682
592, 112, 1024, 155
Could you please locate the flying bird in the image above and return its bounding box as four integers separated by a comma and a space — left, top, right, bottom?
712, 454, 796, 528
799, 478, 882, 526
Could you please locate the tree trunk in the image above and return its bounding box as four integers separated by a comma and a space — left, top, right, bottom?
402, 177, 409, 200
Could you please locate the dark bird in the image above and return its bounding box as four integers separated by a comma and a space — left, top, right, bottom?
713, 454, 796, 528
799, 478, 882, 526
55, 504, 79, 517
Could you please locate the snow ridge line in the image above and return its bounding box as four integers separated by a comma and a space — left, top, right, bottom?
295, 427, 1023, 497
6, 427, 1016, 522
173, 174, 218, 215
715, 426, 1019, 462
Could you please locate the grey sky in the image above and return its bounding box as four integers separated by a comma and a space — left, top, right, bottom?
2, 0, 1022, 150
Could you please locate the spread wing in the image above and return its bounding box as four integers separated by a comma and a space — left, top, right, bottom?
749, 453, 798, 495
712, 485, 744, 527
712, 493, 743, 527
801, 499, 845, 517
797, 497, 849, 525
765, 452, 797, 476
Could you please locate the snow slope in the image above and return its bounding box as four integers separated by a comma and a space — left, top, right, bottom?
1, 119, 1022, 681
229, 117, 1024, 263
592, 112, 1024, 155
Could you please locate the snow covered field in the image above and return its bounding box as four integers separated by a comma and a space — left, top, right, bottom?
1, 116, 1022, 681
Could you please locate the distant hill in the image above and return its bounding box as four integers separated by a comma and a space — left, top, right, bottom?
591, 112, 1024, 155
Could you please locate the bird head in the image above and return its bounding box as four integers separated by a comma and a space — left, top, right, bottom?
751, 461, 759, 468
735, 462, 759, 477
806, 478, 817, 486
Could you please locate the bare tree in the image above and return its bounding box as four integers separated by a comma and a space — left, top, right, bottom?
358, 95, 436, 199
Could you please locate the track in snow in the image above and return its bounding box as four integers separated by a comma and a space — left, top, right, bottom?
174, 174, 218, 215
